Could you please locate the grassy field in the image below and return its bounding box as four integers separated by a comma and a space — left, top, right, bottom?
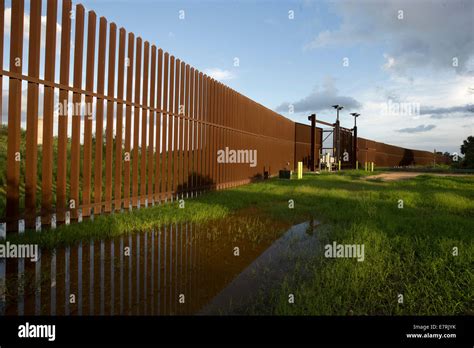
233, 172, 473, 315
2, 170, 473, 315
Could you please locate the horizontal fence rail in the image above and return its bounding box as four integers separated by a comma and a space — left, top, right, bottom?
0, 0, 294, 232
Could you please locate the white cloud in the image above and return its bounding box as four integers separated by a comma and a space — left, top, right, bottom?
305, 0, 474, 76
353, 73, 473, 153
204, 68, 236, 81
383, 54, 396, 70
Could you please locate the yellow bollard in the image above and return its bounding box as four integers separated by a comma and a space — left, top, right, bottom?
371, 162, 374, 172
338, 160, 341, 171
297, 161, 303, 179
365, 162, 367, 171
356, 161, 359, 170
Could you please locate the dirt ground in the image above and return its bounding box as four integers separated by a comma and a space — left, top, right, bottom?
365, 172, 470, 182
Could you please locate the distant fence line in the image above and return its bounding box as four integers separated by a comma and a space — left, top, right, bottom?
356, 137, 449, 167
0, 0, 448, 233
295, 124, 450, 170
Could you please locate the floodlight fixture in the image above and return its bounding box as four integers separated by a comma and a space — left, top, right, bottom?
350, 112, 360, 127
332, 105, 344, 121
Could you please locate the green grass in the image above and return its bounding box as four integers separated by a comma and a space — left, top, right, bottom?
2, 171, 473, 315
229, 173, 473, 315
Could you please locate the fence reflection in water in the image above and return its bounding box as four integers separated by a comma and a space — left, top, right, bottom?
1, 217, 283, 316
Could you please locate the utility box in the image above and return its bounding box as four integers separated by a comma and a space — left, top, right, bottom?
279, 170, 291, 179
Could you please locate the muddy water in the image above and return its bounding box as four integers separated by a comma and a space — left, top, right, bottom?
0, 216, 319, 316
201, 220, 320, 314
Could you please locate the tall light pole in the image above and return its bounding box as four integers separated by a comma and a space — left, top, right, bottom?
350, 113, 360, 169
332, 105, 344, 162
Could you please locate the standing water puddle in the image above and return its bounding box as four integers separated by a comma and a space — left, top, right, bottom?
0, 216, 319, 315
200, 220, 320, 314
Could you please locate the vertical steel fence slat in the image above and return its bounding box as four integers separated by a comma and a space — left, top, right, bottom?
211, 80, 217, 188
232, 89, 237, 186
195, 72, 200, 192
70, 4, 86, 220
215, 82, 220, 189
148, 45, 156, 203
172, 59, 180, 198
218, 82, 223, 188
123, 33, 134, 209
6, 0, 24, 231
178, 62, 185, 197
197, 72, 202, 191
216, 81, 221, 187
56, 0, 72, 223
40, 0, 58, 226
180, 62, 187, 196
207, 78, 212, 188
184, 64, 190, 195
114, 28, 126, 211
132, 37, 142, 207
205, 75, 211, 188
204, 75, 209, 188
104, 23, 117, 212
233, 92, 237, 184
189, 67, 195, 194
93, 17, 107, 215
166, 55, 174, 200
161, 53, 169, 201
224, 86, 228, 187
221, 83, 225, 186
196, 70, 202, 193
199, 73, 205, 191
225, 86, 229, 187
24, 0, 42, 228
82, 10, 97, 218
155, 49, 163, 201
140, 42, 149, 203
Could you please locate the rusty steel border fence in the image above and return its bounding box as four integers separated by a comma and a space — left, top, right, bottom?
0, 0, 295, 232
357, 137, 450, 167
0, 1, 451, 234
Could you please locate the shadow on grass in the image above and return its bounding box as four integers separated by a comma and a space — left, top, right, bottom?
3, 174, 473, 248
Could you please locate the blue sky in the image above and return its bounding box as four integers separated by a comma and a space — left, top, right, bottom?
77, 0, 351, 107
3, 0, 474, 153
